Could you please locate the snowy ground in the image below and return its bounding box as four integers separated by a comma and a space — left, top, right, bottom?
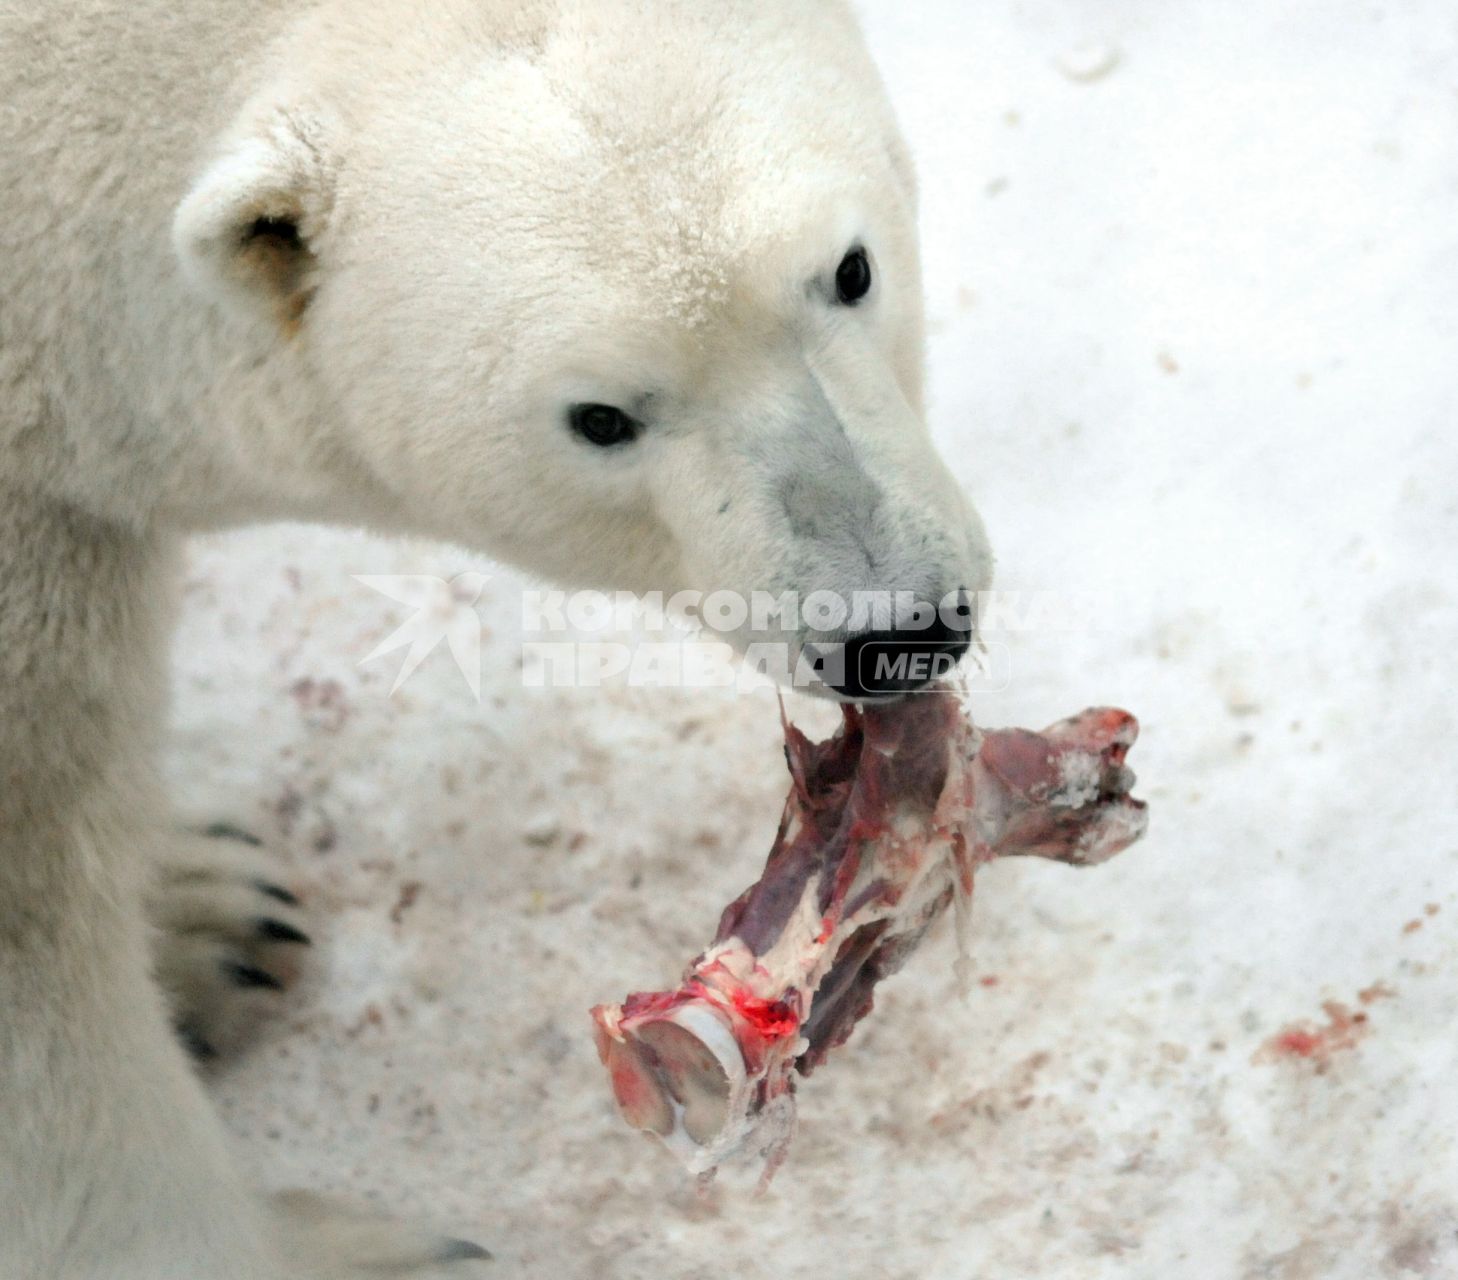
171, 3, 1458, 1277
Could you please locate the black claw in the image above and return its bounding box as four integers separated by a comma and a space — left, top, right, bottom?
438, 1239, 493, 1263
253, 880, 302, 908
256, 918, 312, 946
178, 1025, 219, 1062
224, 961, 286, 992
205, 823, 263, 847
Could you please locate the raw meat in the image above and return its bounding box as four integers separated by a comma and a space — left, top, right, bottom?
591, 687, 1148, 1178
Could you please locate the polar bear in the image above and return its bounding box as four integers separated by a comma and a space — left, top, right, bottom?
0, 0, 992, 1275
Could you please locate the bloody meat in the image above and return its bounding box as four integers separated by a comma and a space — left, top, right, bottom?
592, 687, 1148, 1178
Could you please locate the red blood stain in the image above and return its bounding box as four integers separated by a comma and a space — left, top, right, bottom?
1258, 999, 1372, 1071
1274, 1028, 1323, 1057
609, 1056, 656, 1121
730, 991, 800, 1041
610, 1058, 644, 1104
979, 975, 1001, 988
620, 988, 693, 1022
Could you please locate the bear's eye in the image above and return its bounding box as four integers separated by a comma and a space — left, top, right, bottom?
835, 247, 873, 306
569, 403, 641, 448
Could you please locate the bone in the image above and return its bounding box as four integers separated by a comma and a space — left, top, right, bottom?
591, 688, 1148, 1179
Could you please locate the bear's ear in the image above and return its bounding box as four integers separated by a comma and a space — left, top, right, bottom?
173, 117, 333, 329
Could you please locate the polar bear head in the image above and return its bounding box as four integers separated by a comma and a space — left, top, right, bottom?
175, 0, 992, 698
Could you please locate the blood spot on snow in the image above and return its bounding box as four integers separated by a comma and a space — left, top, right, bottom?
1257, 999, 1371, 1071
390, 880, 423, 925
1275, 1029, 1322, 1057
345, 1003, 386, 1038
290, 677, 351, 733
1387, 1229, 1439, 1275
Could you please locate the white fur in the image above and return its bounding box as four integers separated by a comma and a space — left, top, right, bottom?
0, 1, 991, 1274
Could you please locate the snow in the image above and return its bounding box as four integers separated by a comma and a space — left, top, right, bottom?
171, 2, 1458, 1276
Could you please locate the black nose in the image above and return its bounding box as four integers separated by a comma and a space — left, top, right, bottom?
822, 614, 971, 702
